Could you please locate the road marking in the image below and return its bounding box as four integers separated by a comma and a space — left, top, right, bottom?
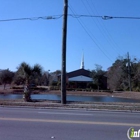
38, 112, 93, 116
0, 117, 140, 127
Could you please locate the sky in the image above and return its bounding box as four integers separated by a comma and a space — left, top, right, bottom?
0, 0, 140, 73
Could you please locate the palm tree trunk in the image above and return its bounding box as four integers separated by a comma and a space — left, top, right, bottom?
23, 79, 31, 102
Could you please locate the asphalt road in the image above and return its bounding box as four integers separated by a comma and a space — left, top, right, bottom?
0, 107, 140, 140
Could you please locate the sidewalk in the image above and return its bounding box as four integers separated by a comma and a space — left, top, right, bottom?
0, 99, 140, 112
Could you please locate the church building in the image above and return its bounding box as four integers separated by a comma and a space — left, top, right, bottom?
57, 54, 107, 89
66, 54, 93, 89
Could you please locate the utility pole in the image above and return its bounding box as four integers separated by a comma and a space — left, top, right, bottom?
127, 52, 131, 91
61, 0, 68, 104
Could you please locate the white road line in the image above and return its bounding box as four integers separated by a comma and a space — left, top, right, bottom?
38, 112, 93, 116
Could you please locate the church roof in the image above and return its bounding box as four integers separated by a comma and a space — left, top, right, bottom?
67, 69, 91, 78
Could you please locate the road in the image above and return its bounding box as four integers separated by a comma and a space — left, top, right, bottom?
0, 107, 140, 140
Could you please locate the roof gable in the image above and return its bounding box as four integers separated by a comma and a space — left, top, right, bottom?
67, 69, 91, 78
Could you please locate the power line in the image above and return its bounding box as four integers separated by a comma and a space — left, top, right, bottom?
82, 0, 123, 56
68, 14, 102, 18
81, 0, 118, 58
1, 14, 140, 22
68, 14, 140, 20
0, 15, 63, 22
68, 5, 113, 63
103, 16, 140, 20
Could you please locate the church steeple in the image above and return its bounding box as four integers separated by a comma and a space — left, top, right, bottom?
80, 53, 84, 69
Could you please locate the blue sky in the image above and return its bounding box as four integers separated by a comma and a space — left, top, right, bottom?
0, 0, 140, 72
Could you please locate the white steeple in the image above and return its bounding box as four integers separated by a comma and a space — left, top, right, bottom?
80, 53, 84, 69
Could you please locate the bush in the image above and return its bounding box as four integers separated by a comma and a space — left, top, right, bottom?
50, 86, 60, 90
87, 83, 97, 89
134, 87, 140, 92
11, 86, 23, 89
67, 88, 75, 91
51, 82, 58, 86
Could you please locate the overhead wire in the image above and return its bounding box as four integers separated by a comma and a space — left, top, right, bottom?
0, 15, 63, 22
0, 12, 138, 61
82, 0, 122, 57
68, 14, 140, 20
0, 14, 140, 22
0, 13, 140, 22
88, 0, 126, 55
68, 4, 113, 63
81, 0, 116, 59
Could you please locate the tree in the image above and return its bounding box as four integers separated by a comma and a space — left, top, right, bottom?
0, 69, 14, 89
107, 55, 140, 91
30, 64, 43, 85
49, 70, 61, 86
40, 71, 50, 86
14, 62, 43, 101
107, 57, 129, 91
91, 65, 106, 90
130, 62, 140, 91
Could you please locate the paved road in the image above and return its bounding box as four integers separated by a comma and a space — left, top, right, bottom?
0, 107, 140, 140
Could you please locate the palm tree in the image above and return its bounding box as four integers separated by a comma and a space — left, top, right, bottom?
15, 62, 43, 102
